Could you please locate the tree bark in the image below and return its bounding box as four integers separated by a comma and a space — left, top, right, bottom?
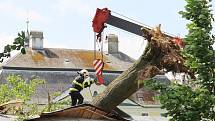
91, 25, 191, 112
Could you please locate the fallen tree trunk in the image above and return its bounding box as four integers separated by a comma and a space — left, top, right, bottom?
92, 25, 193, 112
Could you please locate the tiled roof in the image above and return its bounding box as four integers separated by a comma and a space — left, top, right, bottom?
3, 48, 134, 71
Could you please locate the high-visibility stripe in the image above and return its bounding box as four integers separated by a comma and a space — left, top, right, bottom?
83, 77, 94, 88
69, 88, 78, 92
83, 81, 90, 88
73, 80, 84, 88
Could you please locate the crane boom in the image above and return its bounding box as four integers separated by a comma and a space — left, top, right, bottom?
92, 8, 174, 38
106, 14, 144, 36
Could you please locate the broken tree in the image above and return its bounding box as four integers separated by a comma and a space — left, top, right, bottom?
92, 25, 193, 112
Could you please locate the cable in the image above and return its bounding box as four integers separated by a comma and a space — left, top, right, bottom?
111, 10, 153, 29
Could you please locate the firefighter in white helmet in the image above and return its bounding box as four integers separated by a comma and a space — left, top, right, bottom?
69, 69, 95, 106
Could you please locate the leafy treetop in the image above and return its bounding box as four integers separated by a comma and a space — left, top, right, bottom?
0, 31, 26, 63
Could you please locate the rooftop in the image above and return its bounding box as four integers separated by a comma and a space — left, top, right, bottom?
3, 48, 134, 71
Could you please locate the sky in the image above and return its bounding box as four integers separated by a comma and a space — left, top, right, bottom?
0, 0, 214, 60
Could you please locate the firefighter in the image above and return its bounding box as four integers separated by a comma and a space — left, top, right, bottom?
69, 69, 94, 106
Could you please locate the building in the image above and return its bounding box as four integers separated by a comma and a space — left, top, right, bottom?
0, 31, 133, 103
0, 31, 171, 120
0, 31, 169, 106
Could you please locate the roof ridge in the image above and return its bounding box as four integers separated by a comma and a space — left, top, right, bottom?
45, 47, 96, 52
3, 51, 22, 66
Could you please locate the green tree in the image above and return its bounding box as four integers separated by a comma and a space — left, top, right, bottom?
145, 0, 215, 120
145, 79, 215, 120
180, 0, 215, 92
0, 31, 26, 63
0, 75, 44, 103
0, 75, 45, 120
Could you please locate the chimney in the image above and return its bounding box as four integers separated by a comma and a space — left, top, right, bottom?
30, 31, 43, 50
107, 34, 118, 54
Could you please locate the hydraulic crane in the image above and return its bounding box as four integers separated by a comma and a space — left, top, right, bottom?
92, 8, 185, 84
53, 8, 184, 103
92, 8, 179, 39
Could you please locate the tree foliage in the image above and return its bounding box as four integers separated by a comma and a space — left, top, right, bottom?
0, 75, 45, 120
145, 0, 215, 120
145, 79, 215, 120
180, 0, 215, 92
0, 31, 26, 63
0, 75, 44, 103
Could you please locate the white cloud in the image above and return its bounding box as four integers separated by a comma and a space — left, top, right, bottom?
17, 10, 48, 23
0, 33, 14, 52
104, 28, 147, 59
43, 38, 71, 49
0, 2, 14, 11
0, 33, 23, 63
53, 0, 93, 16
0, 1, 48, 22
118, 35, 147, 59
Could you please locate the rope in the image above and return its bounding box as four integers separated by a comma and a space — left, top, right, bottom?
94, 32, 104, 60
101, 31, 104, 60
94, 32, 96, 60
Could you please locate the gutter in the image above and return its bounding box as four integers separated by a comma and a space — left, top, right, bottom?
2, 66, 123, 74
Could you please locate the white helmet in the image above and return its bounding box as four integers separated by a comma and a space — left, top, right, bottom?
79, 69, 89, 76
